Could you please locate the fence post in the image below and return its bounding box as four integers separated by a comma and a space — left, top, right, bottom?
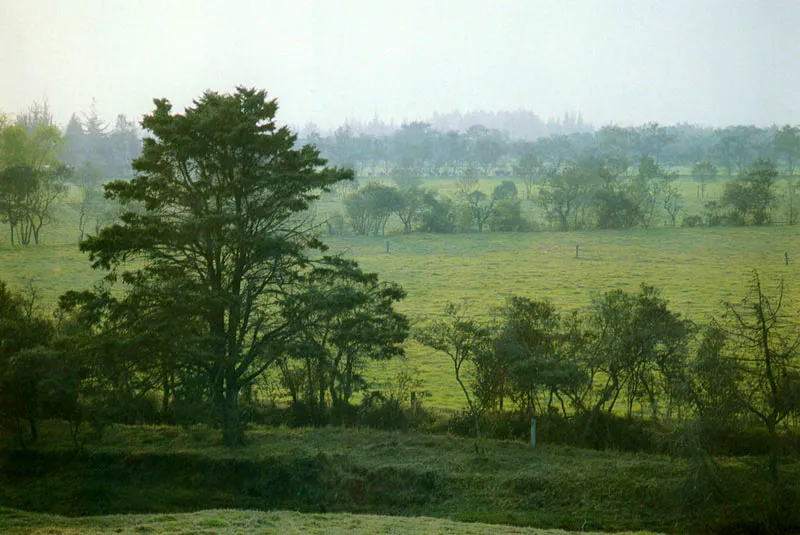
530, 418, 537, 449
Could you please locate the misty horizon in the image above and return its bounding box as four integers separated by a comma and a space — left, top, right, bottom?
3, 0, 799, 133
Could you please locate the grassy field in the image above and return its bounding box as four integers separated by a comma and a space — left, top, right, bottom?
0, 508, 665, 535
1, 179, 798, 407
4, 421, 785, 533
322, 225, 800, 405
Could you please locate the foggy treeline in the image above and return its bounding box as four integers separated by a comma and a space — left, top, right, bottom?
305, 118, 799, 180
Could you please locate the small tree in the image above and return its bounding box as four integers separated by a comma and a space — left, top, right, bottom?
0, 121, 69, 245
692, 161, 718, 198
719, 272, 800, 485
583, 285, 692, 420
721, 159, 777, 225
513, 152, 542, 200
343, 182, 402, 236
494, 297, 584, 416
539, 161, 597, 231
278, 257, 408, 422
773, 125, 800, 176
415, 303, 492, 437
395, 186, 429, 233
0, 280, 63, 447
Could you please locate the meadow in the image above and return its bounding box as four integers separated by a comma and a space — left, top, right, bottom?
1, 177, 798, 407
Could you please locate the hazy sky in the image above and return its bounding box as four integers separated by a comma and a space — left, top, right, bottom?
2, 0, 799, 131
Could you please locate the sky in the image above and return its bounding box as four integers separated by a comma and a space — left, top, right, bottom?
2, 0, 799, 132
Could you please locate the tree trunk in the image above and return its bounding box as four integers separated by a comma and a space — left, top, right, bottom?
766, 418, 780, 487
28, 417, 38, 442
220, 383, 244, 447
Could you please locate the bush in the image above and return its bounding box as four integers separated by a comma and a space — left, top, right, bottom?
445, 410, 680, 453
358, 392, 409, 431
681, 214, 704, 228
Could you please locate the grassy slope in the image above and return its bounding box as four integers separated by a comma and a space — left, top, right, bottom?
3, 423, 794, 534
0, 508, 663, 535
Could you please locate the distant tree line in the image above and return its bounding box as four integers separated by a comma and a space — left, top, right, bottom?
332, 157, 788, 234
309, 121, 800, 182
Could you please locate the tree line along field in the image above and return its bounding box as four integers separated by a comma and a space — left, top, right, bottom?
1, 175, 797, 409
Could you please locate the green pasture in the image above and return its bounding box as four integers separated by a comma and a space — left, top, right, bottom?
0, 508, 663, 535
1, 179, 798, 408
323, 225, 800, 406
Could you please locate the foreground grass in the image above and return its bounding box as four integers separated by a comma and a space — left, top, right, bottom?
0, 508, 664, 535
3, 422, 797, 534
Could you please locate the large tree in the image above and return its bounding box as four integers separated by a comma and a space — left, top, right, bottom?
80, 87, 352, 445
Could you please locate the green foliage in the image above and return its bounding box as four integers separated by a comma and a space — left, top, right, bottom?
0, 280, 82, 448
277, 257, 409, 421
394, 186, 431, 233
0, 121, 69, 245
491, 298, 585, 415
538, 162, 593, 231
344, 182, 403, 235
773, 125, 800, 175
512, 151, 542, 200
488, 181, 526, 232
418, 194, 457, 233
721, 159, 778, 225
593, 188, 643, 229
581, 284, 693, 420
415, 303, 493, 437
